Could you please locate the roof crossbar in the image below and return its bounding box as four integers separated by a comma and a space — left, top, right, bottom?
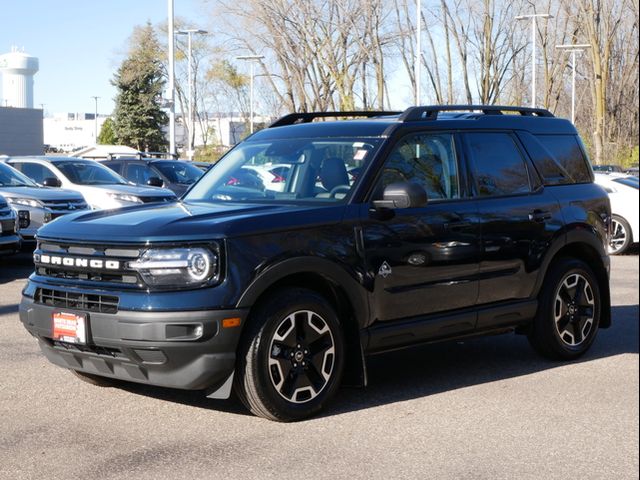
399, 105, 554, 121
269, 110, 402, 128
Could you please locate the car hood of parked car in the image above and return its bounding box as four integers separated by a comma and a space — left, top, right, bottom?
0, 186, 85, 202
79, 183, 176, 198
36, 200, 345, 242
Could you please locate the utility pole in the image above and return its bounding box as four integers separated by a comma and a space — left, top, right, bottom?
90, 96, 99, 144
556, 44, 591, 124
176, 29, 208, 160
415, 0, 422, 105
516, 13, 553, 108
168, 0, 176, 156
236, 55, 265, 134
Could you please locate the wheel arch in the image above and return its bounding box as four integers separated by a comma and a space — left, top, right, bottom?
236, 257, 369, 387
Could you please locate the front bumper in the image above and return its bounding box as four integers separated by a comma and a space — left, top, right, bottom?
19, 296, 247, 391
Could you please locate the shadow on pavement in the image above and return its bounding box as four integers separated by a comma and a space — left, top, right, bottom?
0, 253, 33, 285
118, 304, 638, 419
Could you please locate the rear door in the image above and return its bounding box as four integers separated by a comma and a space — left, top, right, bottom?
465, 132, 562, 322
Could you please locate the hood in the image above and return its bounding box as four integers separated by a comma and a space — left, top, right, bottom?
36, 200, 346, 243
92, 184, 176, 198
0, 186, 85, 202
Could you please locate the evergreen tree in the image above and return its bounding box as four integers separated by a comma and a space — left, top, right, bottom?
97, 117, 116, 145
112, 22, 167, 151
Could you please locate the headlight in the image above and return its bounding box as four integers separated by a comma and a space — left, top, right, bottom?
129, 247, 219, 287
108, 193, 143, 204
7, 197, 43, 208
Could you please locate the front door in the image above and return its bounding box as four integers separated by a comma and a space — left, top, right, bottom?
361, 131, 481, 322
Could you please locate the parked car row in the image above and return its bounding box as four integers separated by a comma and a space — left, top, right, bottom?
0, 156, 191, 253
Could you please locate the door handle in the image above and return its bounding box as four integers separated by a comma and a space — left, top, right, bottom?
529, 210, 552, 222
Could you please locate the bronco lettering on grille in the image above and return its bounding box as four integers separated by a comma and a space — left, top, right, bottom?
35, 254, 120, 270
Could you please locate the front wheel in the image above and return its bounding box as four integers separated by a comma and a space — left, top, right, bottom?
528, 258, 601, 360
609, 215, 632, 255
234, 288, 345, 421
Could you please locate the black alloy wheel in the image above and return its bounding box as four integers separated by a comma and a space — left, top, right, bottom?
528, 258, 601, 360
234, 288, 345, 421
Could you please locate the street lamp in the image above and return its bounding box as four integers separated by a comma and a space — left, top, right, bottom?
516, 13, 553, 108
556, 44, 591, 124
176, 28, 208, 160
236, 55, 265, 134
90, 96, 99, 144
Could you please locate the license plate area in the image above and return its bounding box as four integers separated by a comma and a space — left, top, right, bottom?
52, 311, 88, 345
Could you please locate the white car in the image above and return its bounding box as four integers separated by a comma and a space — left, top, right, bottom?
6, 157, 176, 210
594, 173, 639, 254
242, 165, 288, 192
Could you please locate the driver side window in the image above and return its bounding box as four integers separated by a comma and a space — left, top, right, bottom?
375, 132, 460, 201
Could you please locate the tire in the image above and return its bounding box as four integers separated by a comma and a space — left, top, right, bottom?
528, 258, 601, 360
234, 288, 345, 422
609, 215, 632, 255
71, 370, 116, 387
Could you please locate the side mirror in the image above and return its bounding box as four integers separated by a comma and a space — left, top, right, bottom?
373, 182, 428, 209
42, 177, 62, 187
146, 177, 164, 187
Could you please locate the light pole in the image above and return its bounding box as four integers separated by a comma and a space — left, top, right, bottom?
90, 96, 99, 144
168, 0, 176, 156
415, 0, 421, 105
516, 13, 553, 108
176, 28, 207, 160
236, 55, 265, 134
556, 44, 591, 124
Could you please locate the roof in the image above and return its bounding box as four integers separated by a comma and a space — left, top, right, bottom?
72, 144, 140, 159
254, 105, 577, 141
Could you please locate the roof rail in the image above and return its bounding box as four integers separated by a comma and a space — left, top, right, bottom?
399, 105, 554, 122
269, 110, 402, 128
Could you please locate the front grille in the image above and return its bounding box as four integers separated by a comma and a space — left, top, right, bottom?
43, 199, 88, 211
50, 340, 126, 359
34, 240, 143, 288
36, 287, 119, 313
0, 218, 16, 236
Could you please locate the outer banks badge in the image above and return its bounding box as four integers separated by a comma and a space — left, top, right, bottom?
378, 261, 392, 278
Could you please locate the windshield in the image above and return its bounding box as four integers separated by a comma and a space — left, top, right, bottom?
0, 162, 38, 187
185, 137, 382, 204
152, 161, 203, 184
55, 160, 127, 185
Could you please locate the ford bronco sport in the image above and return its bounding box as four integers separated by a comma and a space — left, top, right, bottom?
19, 105, 611, 421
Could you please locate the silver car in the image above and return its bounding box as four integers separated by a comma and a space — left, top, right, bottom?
6, 157, 177, 210
0, 196, 20, 255
0, 162, 88, 244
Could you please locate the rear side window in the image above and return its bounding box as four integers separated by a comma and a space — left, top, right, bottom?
466, 133, 531, 197
535, 135, 591, 183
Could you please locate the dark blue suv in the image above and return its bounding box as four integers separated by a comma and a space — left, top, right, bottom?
19, 106, 611, 421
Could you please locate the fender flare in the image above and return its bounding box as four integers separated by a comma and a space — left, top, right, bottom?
236, 256, 370, 329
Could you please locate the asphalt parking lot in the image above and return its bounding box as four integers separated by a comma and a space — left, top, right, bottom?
0, 251, 637, 480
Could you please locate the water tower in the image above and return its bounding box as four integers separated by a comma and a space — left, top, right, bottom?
0, 47, 39, 108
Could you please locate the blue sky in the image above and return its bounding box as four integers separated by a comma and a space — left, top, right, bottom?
0, 0, 204, 115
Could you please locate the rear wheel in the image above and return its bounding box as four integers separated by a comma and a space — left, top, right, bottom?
528, 258, 601, 360
609, 215, 632, 255
234, 288, 344, 421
